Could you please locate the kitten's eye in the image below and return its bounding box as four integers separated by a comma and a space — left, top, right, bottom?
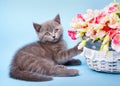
55, 29, 59, 33
45, 32, 51, 36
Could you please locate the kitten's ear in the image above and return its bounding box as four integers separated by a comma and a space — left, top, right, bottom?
33, 23, 41, 32
54, 14, 61, 24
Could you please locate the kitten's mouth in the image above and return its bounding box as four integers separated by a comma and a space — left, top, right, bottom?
53, 35, 62, 42
53, 38, 58, 42
52, 37, 60, 42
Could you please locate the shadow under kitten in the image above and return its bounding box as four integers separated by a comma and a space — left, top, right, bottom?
9, 14, 83, 82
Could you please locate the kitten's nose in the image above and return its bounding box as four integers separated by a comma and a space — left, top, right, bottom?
53, 36, 55, 38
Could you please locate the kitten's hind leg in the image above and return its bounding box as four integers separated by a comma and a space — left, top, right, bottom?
10, 57, 54, 82
10, 69, 53, 81
49, 65, 79, 77
63, 59, 81, 66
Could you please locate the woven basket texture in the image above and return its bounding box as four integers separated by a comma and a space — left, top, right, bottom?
84, 47, 120, 73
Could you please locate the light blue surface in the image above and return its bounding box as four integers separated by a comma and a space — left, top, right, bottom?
0, 0, 120, 86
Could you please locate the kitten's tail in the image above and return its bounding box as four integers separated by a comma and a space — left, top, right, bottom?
9, 69, 53, 82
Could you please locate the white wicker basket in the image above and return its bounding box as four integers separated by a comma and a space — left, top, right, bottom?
83, 47, 120, 73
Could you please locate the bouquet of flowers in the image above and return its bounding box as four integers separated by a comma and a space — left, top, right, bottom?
68, 0, 120, 53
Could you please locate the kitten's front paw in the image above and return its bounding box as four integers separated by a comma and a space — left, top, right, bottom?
52, 66, 79, 76
74, 42, 83, 54
67, 69, 79, 76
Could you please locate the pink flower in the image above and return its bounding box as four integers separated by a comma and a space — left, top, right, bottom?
77, 14, 85, 22
112, 32, 120, 44
108, 4, 118, 14
68, 30, 77, 40
68, 1, 120, 52
111, 32, 120, 52
95, 12, 106, 24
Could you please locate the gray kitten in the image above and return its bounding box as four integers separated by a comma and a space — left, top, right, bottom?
10, 14, 83, 81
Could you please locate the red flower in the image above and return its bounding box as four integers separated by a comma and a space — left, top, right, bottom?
89, 18, 95, 23
108, 29, 117, 39
102, 25, 111, 32
68, 30, 77, 40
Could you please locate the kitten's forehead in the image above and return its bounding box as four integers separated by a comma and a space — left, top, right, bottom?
41, 20, 59, 30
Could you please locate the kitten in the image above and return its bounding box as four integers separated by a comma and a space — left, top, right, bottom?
9, 14, 83, 81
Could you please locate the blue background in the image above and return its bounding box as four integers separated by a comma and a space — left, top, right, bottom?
0, 0, 120, 86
